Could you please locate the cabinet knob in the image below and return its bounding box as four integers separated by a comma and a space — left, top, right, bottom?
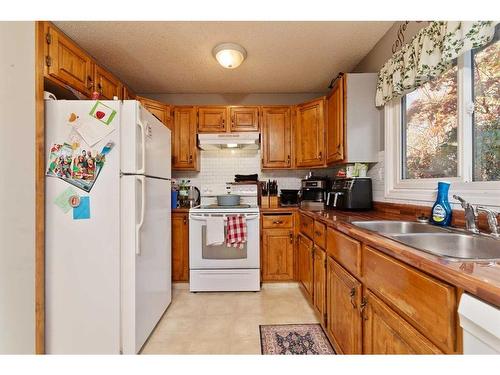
350, 288, 356, 309
318, 151, 323, 160
287, 155, 291, 165
289, 232, 293, 243
183, 216, 187, 225
189, 154, 193, 163
273, 220, 284, 224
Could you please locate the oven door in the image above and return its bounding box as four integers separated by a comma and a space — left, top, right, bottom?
189, 212, 260, 269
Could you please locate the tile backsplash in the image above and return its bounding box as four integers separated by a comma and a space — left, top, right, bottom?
172, 148, 315, 191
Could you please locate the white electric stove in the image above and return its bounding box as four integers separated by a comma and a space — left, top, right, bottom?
188, 183, 260, 292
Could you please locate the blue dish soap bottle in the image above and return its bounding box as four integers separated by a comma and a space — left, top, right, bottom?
431, 181, 452, 226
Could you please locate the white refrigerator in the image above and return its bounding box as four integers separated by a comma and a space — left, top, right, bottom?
45, 100, 171, 354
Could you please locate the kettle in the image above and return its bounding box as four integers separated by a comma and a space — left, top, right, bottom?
188, 186, 201, 208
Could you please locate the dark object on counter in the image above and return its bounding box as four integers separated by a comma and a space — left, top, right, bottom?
235, 174, 258, 182
299, 176, 330, 211
280, 189, 299, 206
327, 177, 372, 210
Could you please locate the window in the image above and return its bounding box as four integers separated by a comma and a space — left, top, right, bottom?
385, 25, 500, 206
472, 32, 500, 182
402, 64, 458, 179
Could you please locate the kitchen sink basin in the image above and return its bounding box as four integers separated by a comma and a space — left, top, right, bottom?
351, 220, 449, 234
388, 233, 500, 261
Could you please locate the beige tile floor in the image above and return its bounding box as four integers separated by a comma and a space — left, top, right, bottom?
141, 283, 319, 354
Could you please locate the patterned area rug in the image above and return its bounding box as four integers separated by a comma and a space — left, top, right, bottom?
260, 324, 335, 355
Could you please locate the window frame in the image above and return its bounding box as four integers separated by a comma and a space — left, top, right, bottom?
384, 51, 500, 207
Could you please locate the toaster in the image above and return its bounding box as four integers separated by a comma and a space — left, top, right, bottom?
327, 177, 372, 210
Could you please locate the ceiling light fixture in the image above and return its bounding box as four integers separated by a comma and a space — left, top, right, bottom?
212, 43, 247, 69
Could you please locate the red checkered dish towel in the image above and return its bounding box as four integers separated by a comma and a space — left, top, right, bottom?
226, 215, 247, 249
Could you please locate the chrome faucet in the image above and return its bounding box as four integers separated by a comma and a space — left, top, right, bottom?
453, 195, 479, 234
476, 206, 500, 238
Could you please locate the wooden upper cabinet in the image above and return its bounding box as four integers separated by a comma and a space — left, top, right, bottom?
326, 74, 345, 164
229, 106, 260, 132
326, 257, 362, 354
262, 228, 294, 281
95, 65, 122, 100
363, 290, 442, 354
298, 234, 314, 298
44, 23, 93, 96
197, 106, 227, 133
261, 106, 292, 169
172, 212, 189, 281
122, 85, 136, 100
172, 106, 198, 170
138, 96, 171, 129
295, 98, 326, 168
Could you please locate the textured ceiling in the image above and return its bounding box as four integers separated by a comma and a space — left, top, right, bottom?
54, 21, 393, 94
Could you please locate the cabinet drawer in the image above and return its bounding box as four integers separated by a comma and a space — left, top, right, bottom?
299, 213, 314, 239
262, 214, 293, 229
326, 227, 361, 277
362, 246, 457, 353
313, 220, 326, 249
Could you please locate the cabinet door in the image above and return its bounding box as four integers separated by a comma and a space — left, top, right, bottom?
295, 98, 325, 167
173, 106, 198, 170
95, 65, 122, 100
172, 213, 189, 281
261, 106, 292, 169
363, 290, 442, 354
138, 97, 171, 129
123, 85, 136, 100
229, 106, 260, 132
44, 23, 93, 95
326, 75, 345, 164
313, 247, 326, 323
197, 106, 227, 133
326, 257, 362, 354
262, 229, 294, 281
298, 234, 313, 298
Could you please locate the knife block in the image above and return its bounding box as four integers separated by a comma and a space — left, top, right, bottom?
261, 195, 269, 208
269, 196, 279, 208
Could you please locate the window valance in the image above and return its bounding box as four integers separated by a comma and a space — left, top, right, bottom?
375, 21, 498, 107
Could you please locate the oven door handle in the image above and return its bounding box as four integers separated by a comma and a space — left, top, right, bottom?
189, 214, 259, 221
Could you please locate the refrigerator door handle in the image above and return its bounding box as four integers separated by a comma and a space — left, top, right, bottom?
136, 118, 146, 174
136, 175, 146, 255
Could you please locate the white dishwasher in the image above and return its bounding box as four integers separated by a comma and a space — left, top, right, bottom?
458, 293, 500, 354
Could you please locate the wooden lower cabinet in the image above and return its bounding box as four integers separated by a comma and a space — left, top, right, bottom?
362, 290, 442, 354
298, 234, 313, 298
312, 247, 326, 323
326, 257, 362, 354
261, 228, 294, 281
171, 212, 189, 281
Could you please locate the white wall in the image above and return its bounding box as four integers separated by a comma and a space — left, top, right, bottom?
141, 92, 325, 106
0, 21, 36, 354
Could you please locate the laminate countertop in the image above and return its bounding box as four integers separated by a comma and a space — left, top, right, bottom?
299, 208, 500, 307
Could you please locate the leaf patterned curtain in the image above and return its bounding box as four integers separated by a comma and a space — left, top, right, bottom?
375, 21, 499, 107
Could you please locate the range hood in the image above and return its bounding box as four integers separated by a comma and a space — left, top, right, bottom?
198, 132, 260, 150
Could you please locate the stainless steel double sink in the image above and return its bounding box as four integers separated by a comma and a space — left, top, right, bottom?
350, 221, 500, 261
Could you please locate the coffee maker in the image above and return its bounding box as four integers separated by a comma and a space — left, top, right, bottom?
327, 177, 373, 210
299, 175, 330, 211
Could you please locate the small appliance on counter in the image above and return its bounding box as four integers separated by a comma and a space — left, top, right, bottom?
299, 175, 330, 211
280, 189, 299, 207
327, 177, 372, 210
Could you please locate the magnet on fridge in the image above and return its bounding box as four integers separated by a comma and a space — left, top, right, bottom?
73, 196, 90, 220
